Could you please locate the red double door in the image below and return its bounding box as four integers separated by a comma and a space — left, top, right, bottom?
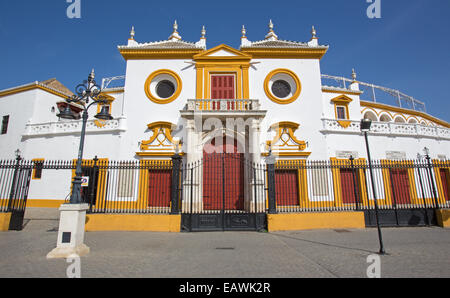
275, 170, 300, 206
389, 169, 412, 205
148, 169, 172, 207
340, 169, 359, 204
203, 137, 244, 211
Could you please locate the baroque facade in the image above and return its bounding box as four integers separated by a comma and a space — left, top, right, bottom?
0, 21, 449, 214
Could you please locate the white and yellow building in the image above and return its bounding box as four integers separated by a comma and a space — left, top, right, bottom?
0, 21, 449, 218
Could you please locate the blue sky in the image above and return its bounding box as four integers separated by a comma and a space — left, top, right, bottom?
1, 0, 449, 121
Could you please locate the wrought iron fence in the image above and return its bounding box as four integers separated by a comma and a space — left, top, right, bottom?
0, 157, 449, 218
273, 158, 450, 213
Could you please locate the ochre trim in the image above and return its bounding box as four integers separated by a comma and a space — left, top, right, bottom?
140, 121, 181, 153
361, 101, 450, 128
193, 44, 252, 61
0, 213, 12, 231
330, 158, 370, 208
136, 152, 185, 157
436, 209, 450, 227
85, 214, 181, 232
267, 212, 365, 232
331, 95, 352, 127
32, 158, 45, 180
0, 84, 70, 100
26, 199, 66, 208
144, 69, 182, 104
266, 121, 307, 153
262, 152, 311, 157
240, 48, 328, 59
119, 49, 204, 60
94, 93, 115, 128
264, 69, 301, 104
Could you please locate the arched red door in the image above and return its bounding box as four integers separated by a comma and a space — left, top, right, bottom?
203, 136, 244, 211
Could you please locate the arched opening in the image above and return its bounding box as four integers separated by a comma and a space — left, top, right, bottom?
394, 116, 406, 123
408, 118, 418, 124
379, 114, 392, 122
363, 111, 378, 121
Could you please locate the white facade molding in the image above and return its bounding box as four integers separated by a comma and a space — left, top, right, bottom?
320, 118, 450, 140
23, 117, 127, 138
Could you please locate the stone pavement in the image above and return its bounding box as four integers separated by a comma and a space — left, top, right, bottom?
0, 208, 449, 278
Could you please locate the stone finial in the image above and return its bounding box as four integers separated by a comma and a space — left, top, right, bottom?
130, 26, 135, 40
241, 25, 247, 38
169, 20, 182, 41
311, 25, 317, 38
352, 68, 357, 81
265, 19, 278, 40
195, 25, 207, 49
201, 25, 206, 39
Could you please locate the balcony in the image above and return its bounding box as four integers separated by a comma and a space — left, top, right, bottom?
181, 99, 266, 119
321, 118, 450, 140
22, 117, 127, 138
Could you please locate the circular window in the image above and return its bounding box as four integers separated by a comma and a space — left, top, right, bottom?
264, 69, 301, 104
144, 69, 182, 104
271, 80, 291, 99
156, 80, 176, 99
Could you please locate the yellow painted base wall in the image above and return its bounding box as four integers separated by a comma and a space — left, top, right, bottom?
436, 209, 450, 228
0, 213, 11, 231
267, 212, 366, 232
26, 200, 66, 208
85, 214, 181, 232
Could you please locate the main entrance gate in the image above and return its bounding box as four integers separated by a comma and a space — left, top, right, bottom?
180, 139, 267, 232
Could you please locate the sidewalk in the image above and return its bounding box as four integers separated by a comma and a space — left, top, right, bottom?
0, 208, 449, 278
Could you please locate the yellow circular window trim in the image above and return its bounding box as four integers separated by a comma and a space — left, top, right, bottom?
264, 68, 302, 105
144, 69, 182, 104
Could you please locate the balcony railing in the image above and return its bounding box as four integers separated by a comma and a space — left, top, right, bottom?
22, 117, 127, 138
321, 118, 450, 140
185, 99, 261, 112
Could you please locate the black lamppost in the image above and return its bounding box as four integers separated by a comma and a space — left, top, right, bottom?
360, 119, 385, 255
57, 70, 113, 205
423, 147, 439, 209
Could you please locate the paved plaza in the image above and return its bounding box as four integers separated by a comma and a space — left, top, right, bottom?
0, 208, 449, 278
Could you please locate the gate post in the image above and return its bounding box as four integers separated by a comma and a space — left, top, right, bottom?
7, 153, 22, 212
170, 153, 182, 214
266, 153, 277, 214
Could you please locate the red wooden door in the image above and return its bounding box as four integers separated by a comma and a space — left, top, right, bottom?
440, 169, 450, 202
275, 170, 299, 206
340, 169, 357, 204
211, 75, 235, 100
390, 169, 411, 205
203, 137, 244, 211
148, 169, 172, 207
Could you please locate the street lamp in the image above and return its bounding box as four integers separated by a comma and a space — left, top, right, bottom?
58, 69, 113, 204
423, 147, 439, 208
48, 70, 113, 259
360, 119, 385, 255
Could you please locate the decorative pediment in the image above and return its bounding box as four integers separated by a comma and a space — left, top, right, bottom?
266, 122, 309, 155
193, 44, 252, 61
139, 122, 182, 156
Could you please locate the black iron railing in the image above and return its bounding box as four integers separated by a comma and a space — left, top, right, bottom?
0, 158, 448, 218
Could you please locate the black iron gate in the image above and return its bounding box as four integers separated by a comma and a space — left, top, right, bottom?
0, 159, 32, 231
180, 154, 267, 232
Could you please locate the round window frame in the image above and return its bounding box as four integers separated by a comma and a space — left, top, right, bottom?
264, 69, 301, 105
144, 69, 182, 104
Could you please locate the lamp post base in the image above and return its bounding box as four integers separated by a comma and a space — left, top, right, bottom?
47, 203, 90, 259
